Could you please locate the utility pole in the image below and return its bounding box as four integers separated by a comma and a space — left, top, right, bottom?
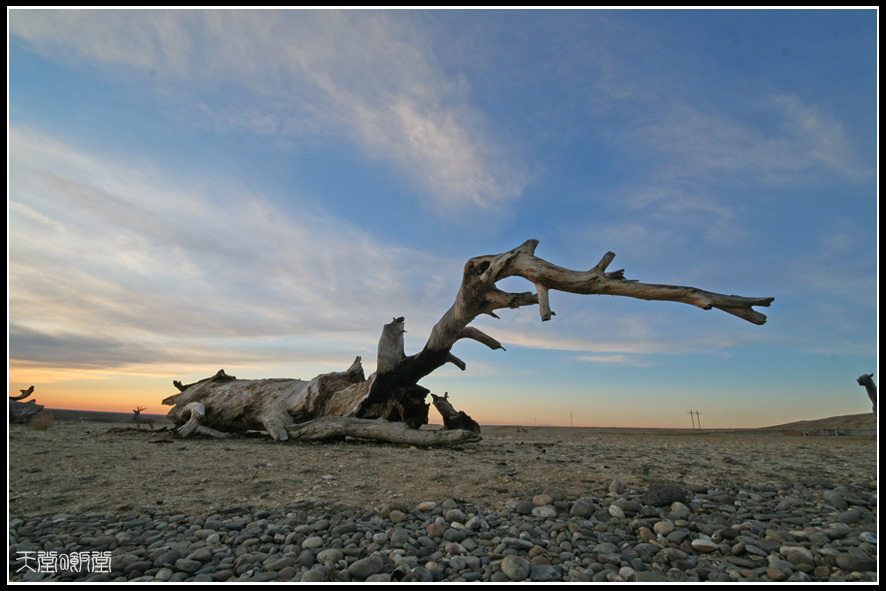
688, 410, 696, 429
694, 410, 702, 430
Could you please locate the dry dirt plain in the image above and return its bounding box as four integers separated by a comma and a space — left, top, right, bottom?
8, 419, 877, 518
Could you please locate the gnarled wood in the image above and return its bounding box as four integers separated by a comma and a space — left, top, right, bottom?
11, 385, 35, 401
161, 240, 772, 446
425, 240, 773, 359
10, 385, 44, 424
858, 373, 876, 413
431, 392, 481, 433
163, 357, 368, 441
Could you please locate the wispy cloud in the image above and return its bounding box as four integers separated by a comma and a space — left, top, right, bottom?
769, 94, 873, 184
596, 92, 873, 255
573, 354, 652, 367
639, 96, 872, 186
9, 9, 526, 213
9, 126, 458, 372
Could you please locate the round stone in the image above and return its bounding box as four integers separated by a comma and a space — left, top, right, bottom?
653, 520, 675, 536
570, 499, 593, 517
532, 505, 557, 519
691, 538, 719, 553
609, 480, 626, 494
835, 550, 876, 572
643, 485, 687, 507
445, 508, 466, 523
302, 536, 324, 549
389, 510, 408, 523
348, 555, 383, 579
530, 564, 560, 581
300, 569, 326, 582
317, 549, 343, 565
532, 494, 554, 507
516, 500, 536, 515
780, 545, 815, 566
501, 555, 531, 581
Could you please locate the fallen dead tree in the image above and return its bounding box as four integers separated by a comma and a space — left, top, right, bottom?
10, 385, 44, 424
162, 240, 773, 445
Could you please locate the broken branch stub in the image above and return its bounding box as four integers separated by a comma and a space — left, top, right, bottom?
857, 373, 876, 413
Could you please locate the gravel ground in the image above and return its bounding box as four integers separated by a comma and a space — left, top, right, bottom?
8, 421, 878, 582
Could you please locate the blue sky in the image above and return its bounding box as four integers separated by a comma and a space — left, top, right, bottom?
8, 9, 878, 427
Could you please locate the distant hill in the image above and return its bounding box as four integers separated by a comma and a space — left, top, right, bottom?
761, 412, 876, 431
37, 408, 168, 424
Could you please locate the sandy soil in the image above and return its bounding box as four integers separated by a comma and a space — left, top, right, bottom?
8, 420, 877, 518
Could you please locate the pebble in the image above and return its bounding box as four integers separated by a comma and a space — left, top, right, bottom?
8, 480, 877, 582
608, 504, 626, 519
501, 555, 532, 581
689, 537, 718, 553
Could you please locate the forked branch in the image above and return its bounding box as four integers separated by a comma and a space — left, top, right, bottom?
425, 239, 773, 356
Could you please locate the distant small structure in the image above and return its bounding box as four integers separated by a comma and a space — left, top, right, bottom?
857, 373, 876, 414
132, 406, 155, 430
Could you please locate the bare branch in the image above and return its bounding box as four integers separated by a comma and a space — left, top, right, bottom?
446, 353, 467, 371
457, 327, 506, 351
10, 386, 35, 401
423, 240, 773, 354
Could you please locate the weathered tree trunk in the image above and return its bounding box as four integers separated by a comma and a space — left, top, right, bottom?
162, 240, 773, 445
10, 386, 44, 424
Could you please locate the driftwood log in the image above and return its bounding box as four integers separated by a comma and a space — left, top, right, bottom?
162, 240, 773, 445
10, 385, 44, 424
857, 373, 876, 414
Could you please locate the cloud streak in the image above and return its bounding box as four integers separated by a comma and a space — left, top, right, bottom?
10, 9, 526, 213
9, 126, 458, 373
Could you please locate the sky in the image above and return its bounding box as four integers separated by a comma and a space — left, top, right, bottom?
7, 8, 878, 428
